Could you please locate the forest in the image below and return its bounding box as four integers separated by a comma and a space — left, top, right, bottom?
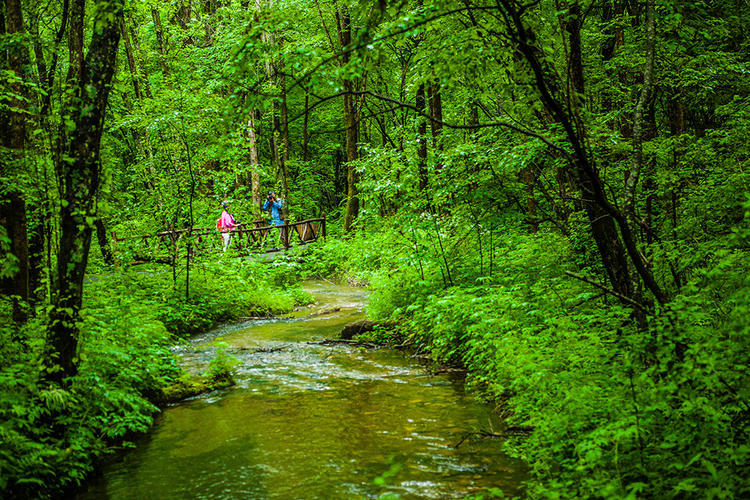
1, 0, 749, 497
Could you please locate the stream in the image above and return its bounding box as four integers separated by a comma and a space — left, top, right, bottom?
78, 281, 525, 499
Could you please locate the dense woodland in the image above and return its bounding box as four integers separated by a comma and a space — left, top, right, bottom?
1, 0, 749, 497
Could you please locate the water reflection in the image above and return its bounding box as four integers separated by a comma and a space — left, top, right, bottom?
79, 281, 524, 499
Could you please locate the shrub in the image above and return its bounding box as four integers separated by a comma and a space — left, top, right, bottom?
300, 220, 750, 498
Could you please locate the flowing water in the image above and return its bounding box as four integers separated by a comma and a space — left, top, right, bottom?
79, 281, 525, 499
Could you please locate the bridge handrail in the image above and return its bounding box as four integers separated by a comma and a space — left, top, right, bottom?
112, 217, 326, 242
110, 215, 326, 262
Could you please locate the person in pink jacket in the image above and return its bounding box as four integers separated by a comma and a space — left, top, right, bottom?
216, 200, 237, 251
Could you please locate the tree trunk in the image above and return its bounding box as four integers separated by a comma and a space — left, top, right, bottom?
176, 1, 192, 29
151, 7, 170, 76
39, 0, 70, 117
342, 81, 360, 233
1, 0, 31, 323
29, 11, 48, 104
624, 0, 655, 224
279, 60, 290, 220
563, 1, 633, 300
521, 166, 538, 232
338, 8, 359, 233
247, 109, 262, 211
127, 21, 152, 98
302, 93, 310, 162
47, 0, 123, 385
427, 81, 443, 174
27, 206, 45, 302
0, 195, 29, 323
67, 0, 85, 83
94, 218, 114, 265
416, 84, 428, 191
256, 0, 288, 217
120, 18, 142, 100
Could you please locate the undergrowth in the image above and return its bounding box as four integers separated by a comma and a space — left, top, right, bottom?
293, 214, 750, 499
0, 256, 310, 497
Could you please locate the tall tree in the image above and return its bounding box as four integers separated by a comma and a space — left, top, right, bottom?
246, 109, 262, 211
150, 6, 170, 77
495, 0, 668, 304
46, 0, 124, 384
337, 7, 360, 233
0, 0, 31, 323
415, 83, 428, 190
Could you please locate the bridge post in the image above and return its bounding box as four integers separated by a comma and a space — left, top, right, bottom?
322, 213, 327, 241
283, 223, 290, 250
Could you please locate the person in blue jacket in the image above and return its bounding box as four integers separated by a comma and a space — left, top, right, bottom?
263, 191, 286, 246
262, 191, 284, 225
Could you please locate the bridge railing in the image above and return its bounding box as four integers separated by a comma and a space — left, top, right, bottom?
110, 215, 326, 264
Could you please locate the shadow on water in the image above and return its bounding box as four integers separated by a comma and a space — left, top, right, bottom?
78, 281, 525, 499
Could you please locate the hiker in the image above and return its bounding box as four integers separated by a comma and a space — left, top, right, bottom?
262, 191, 286, 246
216, 200, 237, 251
262, 191, 284, 226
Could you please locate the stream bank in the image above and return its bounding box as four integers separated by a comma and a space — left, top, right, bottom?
78, 281, 525, 499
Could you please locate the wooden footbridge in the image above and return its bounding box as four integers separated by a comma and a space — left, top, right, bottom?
111, 216, 326, 264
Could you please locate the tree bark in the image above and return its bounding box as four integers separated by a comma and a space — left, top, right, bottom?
1, 0, 31, 322
151, 6, 170, 76
247, 109, 262, 211
47, 0, 123, 384
39, 0, 69, 116
624, 0, 655, 223
120, 18, 142, 100
338, 8, 360, 233
127, 21, 152, 98
94, 218, 114, 265
563, 1, 633, 300
302, 93, 310, 161
279, 59, 290, 220
0, 194, 29, 323
66, 0, 85, 84
427, 81, 443, 174
416, 84, 428, 191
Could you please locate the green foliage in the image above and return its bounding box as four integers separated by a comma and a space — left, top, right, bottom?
0, 255, 308, 497
0, 303, 175, 496
85, 258, 311, 338
0, 225, 18, 280
203, 341, 239, 387
4, 0, 750, 497
301, 214, 750, 498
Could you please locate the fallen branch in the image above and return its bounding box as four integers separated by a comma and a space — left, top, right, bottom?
454, 430, 502, 449
232, 344, 291, 353
428, 367, 467, 375
564, 271, 650, 313
307, 338, 379, 348
453, 426, 535, 448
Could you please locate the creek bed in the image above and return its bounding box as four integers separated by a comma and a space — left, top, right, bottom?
79, 281, 525, 499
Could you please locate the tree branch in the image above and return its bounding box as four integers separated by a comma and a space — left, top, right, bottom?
564, 271, 650, 313
290, 89, 569, 154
